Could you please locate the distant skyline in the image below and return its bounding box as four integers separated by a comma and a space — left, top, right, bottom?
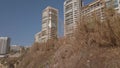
0, 0, 93, 46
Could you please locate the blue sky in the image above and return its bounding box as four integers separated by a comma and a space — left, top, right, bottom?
0, 0, 93, 46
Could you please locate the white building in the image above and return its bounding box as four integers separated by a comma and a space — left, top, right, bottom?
10, 45, 23, 52
0, 37, 10, 55
64, 0, 82, 37
64, 0, 120, 37
35, 6, 58, 43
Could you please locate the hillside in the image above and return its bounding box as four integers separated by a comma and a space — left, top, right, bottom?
17, 9, 120, 68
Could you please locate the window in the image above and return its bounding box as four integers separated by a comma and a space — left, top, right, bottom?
114, 0, 119, 8
65, 18, 73, 25
65, 3, 73, 12
42, 30, 47, 36
65, 12, 73, 18
66, 0, 72, 4
74, 2, 78, 8
42, 19, 48, 24
49, 9, 57, 14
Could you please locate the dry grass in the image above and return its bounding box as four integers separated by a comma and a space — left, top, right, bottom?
17, 9, 120, 68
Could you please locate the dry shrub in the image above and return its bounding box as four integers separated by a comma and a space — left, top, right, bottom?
49, 8, 120, 68
75, 8, 120, 47
17, 8, 120, 68
16, 38, 65, 68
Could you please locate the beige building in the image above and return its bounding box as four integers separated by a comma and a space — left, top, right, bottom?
64, 0, 120, 37
81, 0, 105, 22
81, 0, 120, 21
35, 6, 58, 43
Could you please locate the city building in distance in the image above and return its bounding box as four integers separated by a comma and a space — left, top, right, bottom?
64, 0, 120, 37
0, 37, 10, 56
10, 45, 23, 52
35, 6, 58, 43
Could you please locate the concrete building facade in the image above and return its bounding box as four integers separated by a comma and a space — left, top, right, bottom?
64, 0, 83, 37
35, 6, 58, 43
81, 0, 120, 21
81, 0, 105, 22
35, 32, 42, 43
0, 37, 10, 55
64, 0, 120, 37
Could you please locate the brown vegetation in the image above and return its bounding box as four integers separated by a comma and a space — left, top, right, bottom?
17, 9, 120, 68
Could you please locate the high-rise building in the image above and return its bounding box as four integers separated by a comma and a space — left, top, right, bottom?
81, 0, 120, 22
64, 0, 120, 37
35, 6, 58, 43
64, 0, 82, 37
0, 37, 10, 55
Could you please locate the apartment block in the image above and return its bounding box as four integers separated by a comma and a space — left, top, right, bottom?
81, 0, 120, 21
64, 0, 120, 37
64, 0, 82, 37
35, 6, 58, 43
0, 37, 10, 55
81, 0, 105, 22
